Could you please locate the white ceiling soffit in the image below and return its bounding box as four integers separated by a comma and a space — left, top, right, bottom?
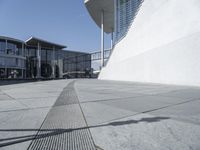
85, 0, 114, 33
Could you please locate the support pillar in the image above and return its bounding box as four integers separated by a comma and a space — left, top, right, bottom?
5, 68, 7, 78
37, 42, 41, 78
111, 28, 114, 50
52, 46, 56, 78
22, 69, 24, 79
22, 43, 24, 56
22, 43, 25, 79
101, 10, 105, 68
24, 70, 26, 79
5, 39, 7, 54
5, 40, 8, 78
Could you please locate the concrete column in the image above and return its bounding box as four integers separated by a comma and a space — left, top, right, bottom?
111, 28, 114, 50
58, 59, 63, 78
37, 42, 41, 78
5, 39, 8, 78
101, 10, 105, 68
5, 68, 7, 78
22, 69, 24, 79
24, 70, 26, 79
52, 46, 55, 78
5, 39, 7, 54
22, 44, 26, 79
22, 43, 24, 56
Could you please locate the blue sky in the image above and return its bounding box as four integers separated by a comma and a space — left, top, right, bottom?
0, 0, 111, 53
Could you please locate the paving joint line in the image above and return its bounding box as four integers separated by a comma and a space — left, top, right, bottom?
79, 94, 150, 104
0, 106, 52, 114
73, 80, 97, 150
94, 98, 200, 126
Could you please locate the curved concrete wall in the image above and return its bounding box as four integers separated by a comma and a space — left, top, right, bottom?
99, 0, 200, 86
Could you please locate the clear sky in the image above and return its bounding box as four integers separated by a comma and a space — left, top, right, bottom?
0, 0, 111, 53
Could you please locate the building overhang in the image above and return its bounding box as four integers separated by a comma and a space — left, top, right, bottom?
0, 36, 25, 44
25, 37, 67, 49
85, 0, 114, 33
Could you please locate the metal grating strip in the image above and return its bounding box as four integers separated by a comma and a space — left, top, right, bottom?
54, 81, 79, 106
28, 81, 96, 150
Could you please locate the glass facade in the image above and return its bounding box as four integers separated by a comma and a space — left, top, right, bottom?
0, 40, 6, 54
0, 68, 5, 78
41, 48, 54, 78
26, 47, 37, 78
7, 41, 24, 56
0, 57, 25, 68
115, 0, 142, 43
26, 47, 36, 57
41, 49, 50, 62
0, 38, 26, 79
0, 40, 25, 68
0, 50, 25, 69
63, 51, 91, 78
26, 47, 56, 78
0, 37, 92, 79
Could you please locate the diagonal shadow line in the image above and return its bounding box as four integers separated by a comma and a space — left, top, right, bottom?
0, 116, 169, 147
0, 129, 56, 132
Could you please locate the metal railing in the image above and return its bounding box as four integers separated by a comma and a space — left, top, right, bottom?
63, 49, 111, 78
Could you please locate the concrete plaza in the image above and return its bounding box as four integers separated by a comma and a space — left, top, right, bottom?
0, 79, 200, 150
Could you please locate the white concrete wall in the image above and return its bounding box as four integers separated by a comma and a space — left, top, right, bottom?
99, 0, 200, 86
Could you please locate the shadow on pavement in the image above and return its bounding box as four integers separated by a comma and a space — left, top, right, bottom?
0, 116, 170, 148
109, 116, 169, 126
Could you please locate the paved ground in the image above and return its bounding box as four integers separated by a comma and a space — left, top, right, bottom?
0, 79, 200, 150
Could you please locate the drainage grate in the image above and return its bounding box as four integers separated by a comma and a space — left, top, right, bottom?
54, 81, 79, 106
28, 81, 96, 150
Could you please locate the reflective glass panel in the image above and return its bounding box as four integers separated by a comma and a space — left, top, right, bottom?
115, 0, 142, 43
0, 40, 6, 54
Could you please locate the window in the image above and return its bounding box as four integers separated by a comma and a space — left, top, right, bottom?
6, 42, 23, 56
7, 42, 16, 55
0, 40, 6, 54
0, 57, 5, 66
115, 0, 142, 43
27, 48, 37, 57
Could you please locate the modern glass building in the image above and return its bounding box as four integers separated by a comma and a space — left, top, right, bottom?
25, 37, 67, 79
0, 36, 91, 79
0, 36, 26, 79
